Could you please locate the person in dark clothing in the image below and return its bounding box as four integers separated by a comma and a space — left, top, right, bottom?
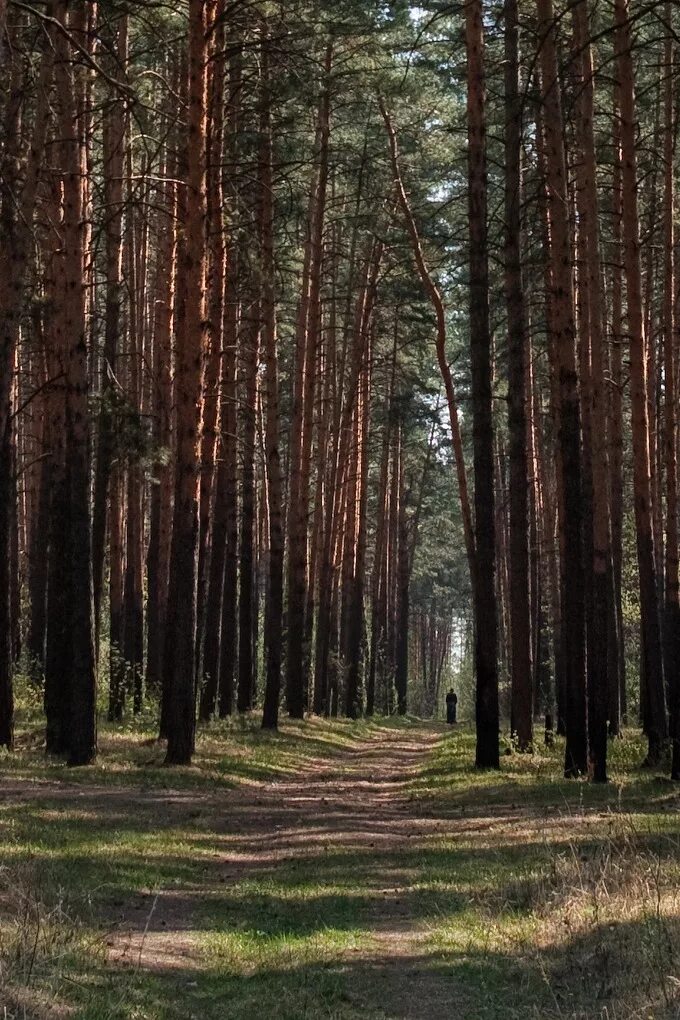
445, 688, 458, 725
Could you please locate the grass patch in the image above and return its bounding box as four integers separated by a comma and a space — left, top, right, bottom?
1, 711, 680, 1018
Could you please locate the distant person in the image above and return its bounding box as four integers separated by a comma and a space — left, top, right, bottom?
445, 688, 458, 725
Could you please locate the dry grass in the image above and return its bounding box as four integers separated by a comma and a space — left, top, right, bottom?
1, 715, 680, 1019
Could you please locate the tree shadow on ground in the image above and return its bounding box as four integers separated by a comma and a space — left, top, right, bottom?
6, 913, 674, 1020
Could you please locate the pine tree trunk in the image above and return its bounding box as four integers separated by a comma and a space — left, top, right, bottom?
109, 464, 126, 721
661, 7, 680, 779
609, 90, 627, 729
26, 364, 50, 681
573, 0, 611, 780
345, 347, 371, 718
535, 90, 567, 735
52, 2, 97, 765
340, 401, 360, 713
0, 3, 56, 747
394, 427, 409, 716
286, 44, 332, 718
123, 176, 144, 716
367, 352, 393, 717
381, 101, 475, 583
260, 27, 284, 730
614, 0, 667, 762
238, 284, 261, 713
465, 0, 499, 769
44, 154, 70, 756
146, 162, 176, 701
504, 0, 532, 750
196, 1, 226, 696
164, 0, 208, 764
537, 0, 587, 776
92, 14, 127, 638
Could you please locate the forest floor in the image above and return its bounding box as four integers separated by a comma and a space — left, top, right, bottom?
1, 709, 680, 1019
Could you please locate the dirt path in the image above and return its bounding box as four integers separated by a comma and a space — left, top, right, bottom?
6, 724, 680, 1019
3, 722, 473, 1017
106, 722, 459, 1015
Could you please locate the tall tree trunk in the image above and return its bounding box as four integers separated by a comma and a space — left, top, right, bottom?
394, 426, 410, 716
345, 346, 371, 718
661, 7, 680, 779
196, 0, 226, 695
537, 0, 587, 777
53, 1, 97, 765
92, 14, 127, 640
146, 161, 176, 700
109, 464, 126, 721
26, 349, 50, 682
0, 2, 56, 748
123, 154, 144, 715
367, 349, 394, 717
573, 0, 611, 781
535, 89, 567, 735
44, 155, 70, 756
614, 0, 667, 762
609, 89, 627, 729
237, 279, 261, 712
260, 27, 284, 730
504, 0, 532, 750
381, 101, 475, 583
164, 0, 208, 764
465, 0, 499, 769
286, 43, 332, 718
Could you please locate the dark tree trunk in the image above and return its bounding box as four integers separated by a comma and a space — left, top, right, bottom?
465, 0, 499, 769
537, 0, 587, 777
504, 0, 532, 750
164, 0, 208, 765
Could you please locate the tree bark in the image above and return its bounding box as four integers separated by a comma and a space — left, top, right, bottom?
286, 43, 332, 718
504, 0, 532, 750
614, 0, 667, 762
661, 7, 680, 778
260, 26, 284, 730
53, 0, 97, 765
573, 0, 611, 781
164, 0, 208, 764
465, 0, 499, 769
537, 0, 587, 777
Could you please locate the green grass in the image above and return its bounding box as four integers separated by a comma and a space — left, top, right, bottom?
1, 707, 680, 1019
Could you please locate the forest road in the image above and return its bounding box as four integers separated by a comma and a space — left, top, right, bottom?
108, 720, 467, 1018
